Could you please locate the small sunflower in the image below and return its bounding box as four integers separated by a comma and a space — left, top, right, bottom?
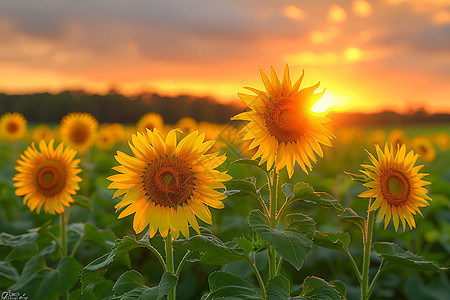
96, 126, 117, 150
435, 132, 449, 151
137, 113, 164, 133
231, 65, 334, 177
359, 144, 431, 231
13, 140, 82, 214
388, 129, 408, 148
32, 124, 54, 142
0, 112, 27, 141
412, 137, 436, 163
176, 117, 197, 134
107, 128, 232, 238
60, 113, 98, 154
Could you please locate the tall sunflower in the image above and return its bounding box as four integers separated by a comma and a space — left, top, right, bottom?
60, 113, 98, 154
0, 112, 27, 141
231, 65, 334, 178
13, 140, 82, 214
359, 144, 431, 231
107, 128, 231, 238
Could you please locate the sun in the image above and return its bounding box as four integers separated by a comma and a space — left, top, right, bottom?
311, 92, 334, 113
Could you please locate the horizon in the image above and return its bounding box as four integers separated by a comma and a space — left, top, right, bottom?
1, 0, 450, 114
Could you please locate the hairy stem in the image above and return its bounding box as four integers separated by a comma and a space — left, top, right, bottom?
361, 198, 375, 300
245, 255, 266, 299
165, 232, 176, 300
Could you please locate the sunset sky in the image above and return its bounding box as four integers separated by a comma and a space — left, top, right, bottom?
1, 0, 450, 113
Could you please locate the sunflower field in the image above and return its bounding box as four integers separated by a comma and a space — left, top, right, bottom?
0, 66, 449, 300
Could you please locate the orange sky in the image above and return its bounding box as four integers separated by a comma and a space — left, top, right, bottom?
1, 0, 450, 113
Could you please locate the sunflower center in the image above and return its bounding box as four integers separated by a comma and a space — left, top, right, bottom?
380, 169, 411, 206
33, 160, 67, 197
420, 145, 427, 154
143, 156, 194, 207
264, 98, 306, 143
145, 122, 155, 130
70, 123, 89, 144
6, 121, 19, 133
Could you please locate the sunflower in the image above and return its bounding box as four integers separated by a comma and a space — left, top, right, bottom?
107, 128, 231, 238
32, 124, 54, 142
231, 65, 334, 177
359, 144, 431, 231
0, 112, 27, 141
388, 129, 408, 148
435, 132, 449, 151
412, 137, 436, 163
60, 112, 98, 154
13, 140, 82, 214
96, 126, 117, 150
137, 112, 164, 133
175, 117, 197, 134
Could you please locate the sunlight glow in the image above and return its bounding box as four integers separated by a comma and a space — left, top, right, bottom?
283, 5, 306, 21
327, 4, 347, 23
311, 92, 334, 113
311, 90, 357, 113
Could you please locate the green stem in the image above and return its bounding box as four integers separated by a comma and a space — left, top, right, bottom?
47, 231, 63, 254
165, 232, 176, 300
361, 198, 375, 300
245, 255, 266, 299
175, 251, 192, 277
367, 261, 389, 296
60, 212, 69, 300
60, 213, 67, 257
70, 236, 84, 257
345, 249, 362, 284
276, 257, 284, 275
268, 170, 279, 279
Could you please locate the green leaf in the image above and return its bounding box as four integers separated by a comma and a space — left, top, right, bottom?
248, 210, 315, 270
0, 261, 19, 281
313, 231, 350, 253
111, 272, 177, 300
10, 255, 48, 293
80, 235, 159, 293
298, 276, 343, 299
113, 270, 146, 296
34, 256, 82, 299
173, 232, 247, 265
266, 274, 290, 300
343, 171, 368, 183
5, 241, 39, 261
141, 272, 178, 300
0, 232, 38, 246
329, 280, 346, 299
223, 178, 260, 198
339, 208, 366, 236
205, 271, 262, 300
373, 242, 448, 271
72, 195, 94, 212
84, 223, 110, 252
232, 158, 270, 178
283, 182, 344, 214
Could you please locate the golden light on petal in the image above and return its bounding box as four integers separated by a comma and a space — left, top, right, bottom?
353, 0, 373, 17
327, 4, 347, 23
231, 65, 334, 178
283, 5, 306, 21
311, 92, 334, 113
107, 128, 232, 238
13, 140, 82, 215
359, 144, 431, 231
